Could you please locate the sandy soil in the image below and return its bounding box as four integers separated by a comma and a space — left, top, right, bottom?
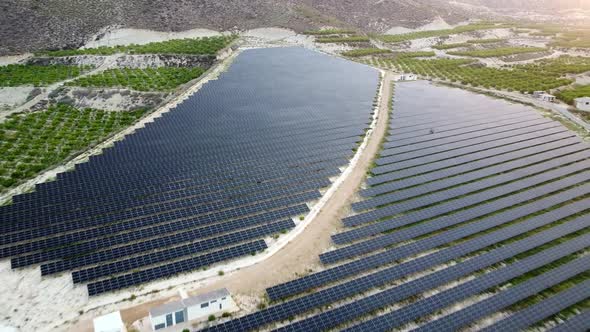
0, 87, 35, 108
0, 54, 32, 66
84, 28, 223, 48
385, 17, 471, 35
67, 71, 393, 331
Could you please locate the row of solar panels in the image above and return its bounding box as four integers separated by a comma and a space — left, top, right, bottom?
203, 81, 589, 331
0, 48, 380, 296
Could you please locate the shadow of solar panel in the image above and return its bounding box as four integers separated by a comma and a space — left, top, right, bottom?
547, 309, 590, 332
268, 186, 588, 301
87, 240, 267, 296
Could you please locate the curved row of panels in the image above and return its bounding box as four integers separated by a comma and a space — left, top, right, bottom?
0, 47, 379, 296
206, 81, 589, 331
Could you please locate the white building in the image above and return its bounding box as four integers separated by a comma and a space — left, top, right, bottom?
149, 288, 233, 330
394, 73, 417, 81
533, 91, 555, 102
574, 97, 590, 111
93, 311, 126, 332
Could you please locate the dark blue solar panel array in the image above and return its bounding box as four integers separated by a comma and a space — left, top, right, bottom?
205, 81, 590, 332
0, 47, 379, 296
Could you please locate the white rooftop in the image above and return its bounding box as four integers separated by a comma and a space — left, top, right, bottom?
149, 288, 230, 317
93, 311, 125, 332
574, 97, 590, 102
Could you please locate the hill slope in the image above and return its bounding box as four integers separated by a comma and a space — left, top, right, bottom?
0, 0, 586, 55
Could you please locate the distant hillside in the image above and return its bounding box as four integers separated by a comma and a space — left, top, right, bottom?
0, 0, 586, 55
458, 0, 590, 11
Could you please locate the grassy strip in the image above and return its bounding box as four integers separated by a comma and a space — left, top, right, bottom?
0, 64, 90, 87
556, 84, 590, 105
376, 23, 508, 43
65, 67, 206, 92
303, 29, 356, 35
36, 35, 237, 57
432, 43, 470, 50
316, 36, 371, 43
448, 47, 547, 58
0, 104, 146, 191
341, 48, 392, 57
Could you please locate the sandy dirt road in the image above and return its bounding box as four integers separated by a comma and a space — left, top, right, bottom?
107, 71, 395, 328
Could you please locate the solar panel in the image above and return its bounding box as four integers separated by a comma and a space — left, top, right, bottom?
207, 216, 590, 332
547, 310, 590, 332
480, 280, 590, 332
269, 187, 588, 301
415, 255, 590, 332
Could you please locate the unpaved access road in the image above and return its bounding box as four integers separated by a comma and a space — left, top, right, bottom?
110, 71, 395, 328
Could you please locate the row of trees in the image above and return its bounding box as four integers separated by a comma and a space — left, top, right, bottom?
0, 65, 90, 87
66, 67, 206, 91
341, 48, 392, 57
448, 47, 548, 58
376, 23, 508, 43
37, 36, 237, 57
556, 85, 590, 105
364, 55, 581, 93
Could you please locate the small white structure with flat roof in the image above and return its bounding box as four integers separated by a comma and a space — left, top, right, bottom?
533, 91, 555, 102
149, 288, 234, 330
575, 97, 590, 111
93, 311, 126, 332
394, 73, 417, 81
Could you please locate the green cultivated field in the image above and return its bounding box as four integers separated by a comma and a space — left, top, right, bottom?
0, 104, 145, 191
432, 43, 470, 50
303, 29, 356, 35
364, 55, 585, 93
376, 23, 506, 43
556, 85, 590, 105
466, 38, 505, 44
397, 51, 436, 58
37, 35, 237, 57
448, 47, 548, 58
0, 65, 89, 87
66, 67, 206, 91
341, 48, 392, 57
316, 36, 370, 43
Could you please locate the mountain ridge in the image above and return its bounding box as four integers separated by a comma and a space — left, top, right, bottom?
0, 0, 586, 55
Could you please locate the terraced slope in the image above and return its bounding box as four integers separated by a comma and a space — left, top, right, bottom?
205, 81, 589, 332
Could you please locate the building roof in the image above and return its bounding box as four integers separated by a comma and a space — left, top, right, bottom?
183, 288, 230, 307
149, 288, 230, 317
93, 311, 124, 332
574, 97, 590, 102
149, 300, 186, 317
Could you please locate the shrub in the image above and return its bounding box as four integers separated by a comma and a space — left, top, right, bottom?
208, 315, 216, 321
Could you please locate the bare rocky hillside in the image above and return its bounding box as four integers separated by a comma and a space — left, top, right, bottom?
0, 0, 586, 55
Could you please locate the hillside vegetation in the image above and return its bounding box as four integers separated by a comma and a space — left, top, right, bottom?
66, 67, 206, 91
37, 36, 236, 57
376, 23, 507, 43
0, 104, 145, 191
0, 65, 90, 87
557, 85, 590, 104
448, 47, 548, 58
364, 55, 589, 93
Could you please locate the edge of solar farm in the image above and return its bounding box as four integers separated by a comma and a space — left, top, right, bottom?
202, 80, 590, 332
0, 46, 385, 313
